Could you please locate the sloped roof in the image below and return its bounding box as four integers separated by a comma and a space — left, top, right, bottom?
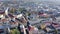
8, 13, 14, 18
0, 10, 5, 14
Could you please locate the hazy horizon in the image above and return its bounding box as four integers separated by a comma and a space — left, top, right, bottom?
0, 0, 60, 3
0, 0, 60, 1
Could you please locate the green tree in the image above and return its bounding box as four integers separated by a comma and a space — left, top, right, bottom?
10, 8, 16, 14
18, 8, 27, 13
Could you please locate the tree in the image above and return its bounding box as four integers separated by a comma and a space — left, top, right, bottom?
18, 8, 27, 14
10, 8, 16, 14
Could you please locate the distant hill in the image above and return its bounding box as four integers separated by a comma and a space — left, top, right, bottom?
0, 0, 60, 4
0, 0, 58, 2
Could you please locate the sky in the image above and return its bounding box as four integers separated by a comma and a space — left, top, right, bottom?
0, 0, 60, 2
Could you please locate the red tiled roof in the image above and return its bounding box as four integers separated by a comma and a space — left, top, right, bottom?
1, 19, 7, 22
